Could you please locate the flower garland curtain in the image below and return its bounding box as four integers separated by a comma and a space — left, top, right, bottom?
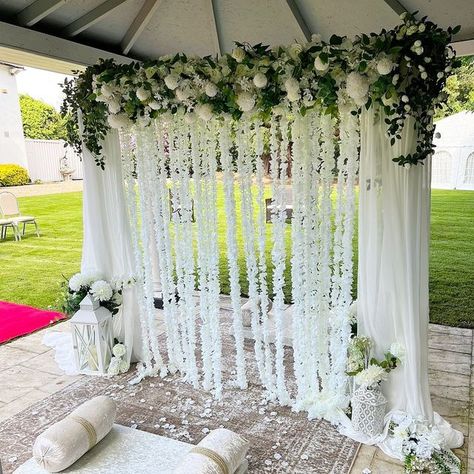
117, 107, 359, 420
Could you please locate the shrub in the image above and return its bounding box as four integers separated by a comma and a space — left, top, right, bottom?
0, 164, 30, 186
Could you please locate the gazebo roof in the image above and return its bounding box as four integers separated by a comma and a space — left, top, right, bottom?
0, 0, 473, 73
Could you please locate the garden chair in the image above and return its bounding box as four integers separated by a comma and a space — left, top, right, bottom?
0, 191, 40, 239
265, 186, 293, 223
0, 216, 20, 241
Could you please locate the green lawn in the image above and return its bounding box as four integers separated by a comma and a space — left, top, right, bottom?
0, 188, 472, 328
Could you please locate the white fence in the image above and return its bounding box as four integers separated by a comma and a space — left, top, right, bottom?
24, 139, 83, 182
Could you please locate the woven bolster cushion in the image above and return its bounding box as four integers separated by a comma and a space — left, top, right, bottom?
174, 428, 249, 474
33, 396, 116, 472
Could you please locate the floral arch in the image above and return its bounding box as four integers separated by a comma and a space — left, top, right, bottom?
64, 12, 463, 466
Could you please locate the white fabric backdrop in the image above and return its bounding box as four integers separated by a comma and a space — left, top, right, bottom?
81, 127, 142, 362
357, 107, 463, 450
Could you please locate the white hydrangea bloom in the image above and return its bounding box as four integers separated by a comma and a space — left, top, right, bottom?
346, 72, 369, 100
108, 113, 130, 129
195, 103, 213, 121
236, 91, 255, 112
107, 357, 121, 376
376, 56, 394, 75
90, 280, 113, 302
107, 99, 121, 114
112, 343, 126, 357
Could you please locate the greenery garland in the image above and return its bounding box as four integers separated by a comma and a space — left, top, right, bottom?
61, 12, 460, 168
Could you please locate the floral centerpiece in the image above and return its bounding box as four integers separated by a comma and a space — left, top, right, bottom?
61, 271, 135, 315
389, 413, 460, 473
347, 336, 404, 437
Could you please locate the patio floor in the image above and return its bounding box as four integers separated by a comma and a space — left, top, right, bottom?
0, 312, 472, 473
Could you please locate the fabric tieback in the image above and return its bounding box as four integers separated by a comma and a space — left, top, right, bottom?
70, 415, 97, 449
191, 446, 229, 474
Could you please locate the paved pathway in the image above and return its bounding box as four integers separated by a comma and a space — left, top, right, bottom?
0, 318, 471, 473
3, 181, 83, 198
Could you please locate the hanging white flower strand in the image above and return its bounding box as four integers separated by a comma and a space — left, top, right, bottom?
168, 117, 199, 387
254, 118, 275, 398
269, 113, 290, 405
219, 118, 247, 389
134, 128, 166, 373
150, 118, 184, 373
236, 117, 271, 394
118, 128, 154, 380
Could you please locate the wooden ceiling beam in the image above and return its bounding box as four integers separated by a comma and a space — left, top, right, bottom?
121, 0, 161, 55
63, 0, 129, 37
17, 0, 68, 27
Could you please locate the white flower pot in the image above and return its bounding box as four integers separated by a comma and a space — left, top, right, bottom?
351, 386, 387, 437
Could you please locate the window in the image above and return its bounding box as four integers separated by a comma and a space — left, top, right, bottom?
432, 151, 452, 184
464, 152, 474, 184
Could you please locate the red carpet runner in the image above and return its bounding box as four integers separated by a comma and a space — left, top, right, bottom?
0, 301, 65, 344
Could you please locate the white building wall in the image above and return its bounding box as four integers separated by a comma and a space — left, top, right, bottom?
25, 139, 83, 182
0, 64, 28, 170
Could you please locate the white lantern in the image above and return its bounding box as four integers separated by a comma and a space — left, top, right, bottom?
70, 295, 113, 375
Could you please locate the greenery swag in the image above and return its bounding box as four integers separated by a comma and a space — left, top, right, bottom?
61, 12, 460, 169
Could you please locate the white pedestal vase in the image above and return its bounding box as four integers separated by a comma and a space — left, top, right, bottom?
351, 385, 387, 437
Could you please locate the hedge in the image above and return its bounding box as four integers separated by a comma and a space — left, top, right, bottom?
0, 164, 30, 186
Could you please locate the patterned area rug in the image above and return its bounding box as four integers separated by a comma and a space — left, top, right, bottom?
0, 309, 359, 473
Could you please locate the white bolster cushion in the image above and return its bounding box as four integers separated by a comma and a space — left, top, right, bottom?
174, 428, 249, 474
32, 396, 116, 472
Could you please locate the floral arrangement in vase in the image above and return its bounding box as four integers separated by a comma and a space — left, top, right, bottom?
347, 336, 404, 437
389, 412, 460, 473
107, 341, 130, 376
61, 271, 136, 316
347, 336, 405, 388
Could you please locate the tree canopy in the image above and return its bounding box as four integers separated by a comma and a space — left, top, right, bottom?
19, 94, 68, 140
436, 55, 474, 119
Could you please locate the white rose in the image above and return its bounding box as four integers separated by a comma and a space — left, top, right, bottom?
404, 104, 411, 112
288, 43, 303, 59
346, 72, 369, 99
107, 99, 121, 114
421, 71, 428, 80
90, 280, 113, 302
236, 91, 255, 112
392, 74, 399, 85
402, 95, 409, 103
195, 103, 213, 121
437, 72, 444, 79
205, 82, 218, 97
231, 47, 246, 63
136, 86, 150, 101
418, 23, 426, 32
113, 343, 127, 358
164, 73, 179, 90
407, 25, 418, 35
424, 57, 432, 63
376, 56, 394, 75
149, 100, 160, 110
253, 72, 268, 88
415, 46, 423, 55
314, 56, 329, 72
100, 84, 113, 98
107, 113, 130, 129
311, 33, 322, 43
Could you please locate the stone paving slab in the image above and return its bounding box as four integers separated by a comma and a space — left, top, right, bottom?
0, 319, 471, 473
